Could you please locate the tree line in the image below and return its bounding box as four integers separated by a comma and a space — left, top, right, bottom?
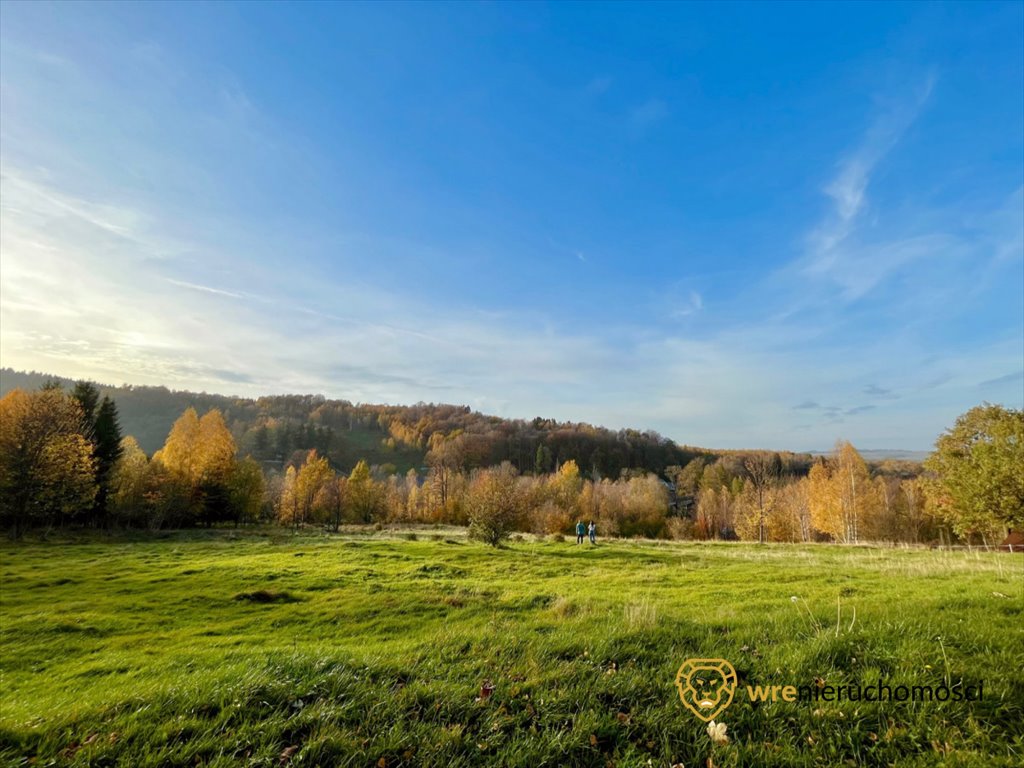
668, 405, 1020, 546
1, 379, 1020, 545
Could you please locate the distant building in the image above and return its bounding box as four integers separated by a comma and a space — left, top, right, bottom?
1000, 530, 1024, 552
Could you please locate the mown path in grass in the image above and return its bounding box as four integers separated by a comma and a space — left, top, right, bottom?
1, 529, 1022, 767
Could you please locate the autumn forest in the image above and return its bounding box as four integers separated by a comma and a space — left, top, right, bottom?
1, 368, 1020, 547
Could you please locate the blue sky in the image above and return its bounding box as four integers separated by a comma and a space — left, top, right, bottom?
1, 1, 1021, 451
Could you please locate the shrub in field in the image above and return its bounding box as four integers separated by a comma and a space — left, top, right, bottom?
530, 499, 572, 536
466, 462, 522, 546
666, 516, 694, 540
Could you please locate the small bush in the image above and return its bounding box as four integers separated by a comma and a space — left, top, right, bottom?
666, 517, 695, 540
466, 463, 521, 547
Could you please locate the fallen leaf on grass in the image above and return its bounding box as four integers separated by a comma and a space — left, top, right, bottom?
59, 744, 79, 760
476, 680, 496, 702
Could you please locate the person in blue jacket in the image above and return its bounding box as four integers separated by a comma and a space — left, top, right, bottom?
576, 520, 586, 544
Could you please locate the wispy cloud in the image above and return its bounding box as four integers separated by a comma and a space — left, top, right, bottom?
163, 278, 247, 299
1, 170, 143, 240
583, 76, 612, 97
3, 156, 1017, 450
629, 98, 668, 132
546, 236, 588, 265
0, 166, 623, 410
978, 370, 1024, 388
864, 384, 899, 399
845, 405, 876, 416
806, 76, 936, 278
670, 290, 703, 318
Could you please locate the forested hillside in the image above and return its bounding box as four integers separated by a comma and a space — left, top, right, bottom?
0, 368, 717, 476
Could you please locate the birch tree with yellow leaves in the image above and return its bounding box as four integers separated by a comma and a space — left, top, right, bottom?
808, 441, 878, 543
154, 407, 238, 524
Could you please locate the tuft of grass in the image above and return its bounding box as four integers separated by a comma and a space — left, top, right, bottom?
550, 595, 579, 619
623, 598, 657, 630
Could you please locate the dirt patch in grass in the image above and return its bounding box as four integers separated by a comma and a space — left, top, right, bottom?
414, 563, 466, 578
233, 590, 300, 604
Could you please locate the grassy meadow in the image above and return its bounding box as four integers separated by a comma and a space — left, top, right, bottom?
1, 529, 1022, 767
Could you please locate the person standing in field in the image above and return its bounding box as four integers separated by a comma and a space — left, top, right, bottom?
576, 520, 586, 544
588, 521, 596, 545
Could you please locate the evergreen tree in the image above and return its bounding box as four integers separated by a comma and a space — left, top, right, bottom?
70, 382, 123, 523
72, 381, 100, 439
535, 444, 553, 475
92, 396, 124, 521
276, 424, 292, 458
254, 425, 270, 456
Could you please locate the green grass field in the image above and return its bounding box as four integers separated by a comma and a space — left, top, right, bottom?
2, 529, 1022, 767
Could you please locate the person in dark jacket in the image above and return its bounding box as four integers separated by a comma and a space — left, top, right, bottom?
576, 520, 586, 544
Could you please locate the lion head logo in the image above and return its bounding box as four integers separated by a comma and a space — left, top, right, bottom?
675, 658, 738, 721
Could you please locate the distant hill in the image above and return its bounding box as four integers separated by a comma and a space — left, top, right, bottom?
857, 449, 931, 463
2, 369, 251, 455
0, 368, 720, 476
808, 448, 930, 463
